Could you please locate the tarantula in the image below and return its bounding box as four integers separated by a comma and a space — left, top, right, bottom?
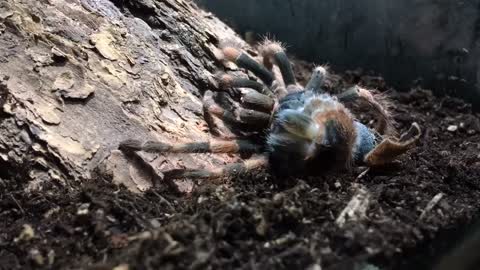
119, 40, 421, 180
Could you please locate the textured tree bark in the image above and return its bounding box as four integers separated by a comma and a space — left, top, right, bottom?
0, 0, 242, 193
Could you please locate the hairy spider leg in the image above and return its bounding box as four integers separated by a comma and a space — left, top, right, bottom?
216, 73, 275, 112
217, 72, 266, 92
259, 40, 296, 87
336, 86, 394, 135
119, 138, 267, 180
221, 44, 290, 102
335, 86, 422, 165
119, 138, 261, 154
163, 155, 268, 180
222, 47, 274, 86
304, 66, 328, 94
364, 122, 421, 166
203, 90, 271, 129
217, 47, 280, 131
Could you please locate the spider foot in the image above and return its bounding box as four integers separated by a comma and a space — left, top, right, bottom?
364, 122, 421, 166
305, 66, 328, 93
259, 39, 296, 86
222, 46, 274, 86
221, 39, 299, 98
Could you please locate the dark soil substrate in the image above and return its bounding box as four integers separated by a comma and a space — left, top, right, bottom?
1, 73, 480, 269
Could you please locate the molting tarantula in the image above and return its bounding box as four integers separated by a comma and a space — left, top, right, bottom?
119, 40, 421, 180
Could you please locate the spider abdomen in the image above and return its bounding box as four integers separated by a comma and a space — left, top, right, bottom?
352, 122, 377, 163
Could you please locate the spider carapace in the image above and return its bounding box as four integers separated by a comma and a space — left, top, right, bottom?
119, 40, 421, 181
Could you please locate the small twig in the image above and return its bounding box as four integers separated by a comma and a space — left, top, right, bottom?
336, 184, 371, 228
10, 194, 25, 215
356, 167, 370, 180
128, 230, 155, 242
419, 193, 444, 220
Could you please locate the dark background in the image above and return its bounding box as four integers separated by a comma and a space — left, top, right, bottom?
196, 0, 480, 107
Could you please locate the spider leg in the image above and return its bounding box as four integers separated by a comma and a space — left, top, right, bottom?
364, 122, 421, 166
208, 72, 278, 132
305, 66, 328, 94
336, 86, 394, 135
217, 72, 266, 93
222, 40, 297, 100
163, 155, 268, 180
203, 90, 271, 129
202, 90, 230, 137
222, 47, 274, 86
241, 90, 276, 112
119, 139, 268, 180
259, 39, 296, 87
119, 138, 261, 154
217, 73, 275, 112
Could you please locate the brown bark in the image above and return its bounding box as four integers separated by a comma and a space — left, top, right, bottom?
0, 0, 243, 193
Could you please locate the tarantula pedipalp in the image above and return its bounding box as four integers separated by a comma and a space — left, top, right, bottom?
119, 40, 421, 180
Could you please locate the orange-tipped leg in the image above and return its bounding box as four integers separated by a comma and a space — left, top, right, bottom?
336, 86, 394, 135
259, 39, 296, 87
216, 73, 275, 112
364, 123, 421, 166
305, 66, 328, 93
119, 138, 268, 180
222, 47, 274, 86
203, 90, 272, 130
119, 138, 262, 154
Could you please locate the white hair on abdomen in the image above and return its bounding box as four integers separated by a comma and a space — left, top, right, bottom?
302, 94, 343, 117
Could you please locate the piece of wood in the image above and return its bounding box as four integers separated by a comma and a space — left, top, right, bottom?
419, 193, 445, 221
336, 184, 371, 228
